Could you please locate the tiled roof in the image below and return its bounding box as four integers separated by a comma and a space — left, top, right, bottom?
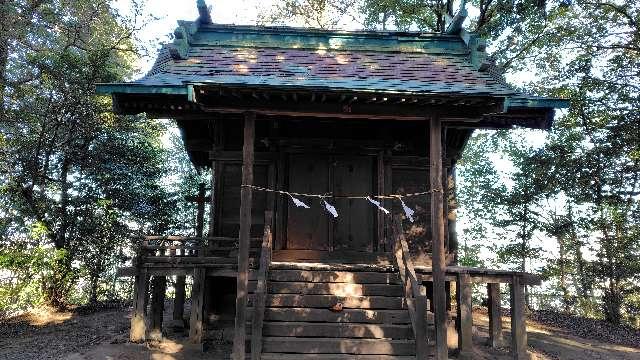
137, 41, 515, 96
97, 22, 569, 120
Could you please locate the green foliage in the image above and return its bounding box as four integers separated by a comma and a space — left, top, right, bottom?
0, 0, 179, 310
0, 246, 74, 315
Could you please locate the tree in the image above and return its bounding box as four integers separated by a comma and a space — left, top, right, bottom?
0, 0, 173, 308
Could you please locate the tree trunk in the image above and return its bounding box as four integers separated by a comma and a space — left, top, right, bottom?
557, 234, 571, 313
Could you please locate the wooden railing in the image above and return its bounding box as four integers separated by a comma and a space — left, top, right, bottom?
250, 211, 273, 360
137, 235, 262, 265
392, 214, 430, 359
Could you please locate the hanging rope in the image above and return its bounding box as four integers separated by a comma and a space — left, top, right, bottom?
241, 184, 433, 199
239, 184, 438, 222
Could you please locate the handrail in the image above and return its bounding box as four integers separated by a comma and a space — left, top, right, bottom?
141, 235, 262, 242
251, 211, 273, 360
392, 214, 430, 359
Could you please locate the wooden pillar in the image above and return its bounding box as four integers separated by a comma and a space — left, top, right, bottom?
149, 275, 166, 341
196, 182, 206, 238
232, 112, 256, 360
488, 283, 504, 348
189, 268, 206, 343
376, 151, 385, 252
208, 160, 218, 237
172, 275, 186, 327
130, 269, 149, 342
510, 276, 528, 359
430, 115, 448, 360
456, 273, 473, 359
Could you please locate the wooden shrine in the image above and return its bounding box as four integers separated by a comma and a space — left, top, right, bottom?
99, 1, 568, 359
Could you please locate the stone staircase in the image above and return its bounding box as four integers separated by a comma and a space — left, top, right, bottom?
257, 262, 423, 359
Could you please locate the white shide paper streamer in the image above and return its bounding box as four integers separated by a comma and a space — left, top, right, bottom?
366, 196, 390, 214
400, 198, 415, 222
322, 200, 339, 218
289, 194, 310, 209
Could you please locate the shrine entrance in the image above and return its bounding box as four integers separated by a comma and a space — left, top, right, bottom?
285, 154, 375, 254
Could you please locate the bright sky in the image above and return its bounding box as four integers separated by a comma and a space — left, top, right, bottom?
116, 0, 278, 74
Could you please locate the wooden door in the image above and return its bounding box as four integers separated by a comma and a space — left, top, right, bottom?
333, 156, 374, 252
286, 155, 330, 250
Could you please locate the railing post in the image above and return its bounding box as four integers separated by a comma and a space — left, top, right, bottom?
251, 211, 273, 360
392, 214, 430, 360
456, 273, 473, 360
130, 267, 148, 342
130, 238, 149, 342
510, 275, 528, 359
488, 283, 504, 348
415, 290, 429, 359
149, 275, 166, 341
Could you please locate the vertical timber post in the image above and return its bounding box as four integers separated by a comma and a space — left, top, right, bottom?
430, 115, 448, 360
456, 273, 473, 359
232, 112, 256, 360
488, 283, 504, 348
130, 268, 148, 342
172, 274, 186, 327
149, 275, 167, 341
510, 276, 528, 359
189, 267, 206, 344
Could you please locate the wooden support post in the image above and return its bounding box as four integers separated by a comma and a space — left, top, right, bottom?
189, 267, 206, 344
172, 275, 186, 328
196, 182, 206, 238
510, 276, 528, 359
488, 283, 504, 348
208, 160, 218, 237
377, 151, 385, 252
456, 273, 473, 360
130, 269, 149, 342
149, 275, 166, 341
232, 112, 256, 360
430, 115, 448, 360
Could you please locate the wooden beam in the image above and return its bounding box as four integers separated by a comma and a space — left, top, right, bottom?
510, 276, 528, 359
487, 283, 504, 348
430, 115, 448, 360
130, 268, 148, 342
233, 112, 256, 360
189, 268, 206, 343
456, 273, 473, 360
149, 275, 166, 341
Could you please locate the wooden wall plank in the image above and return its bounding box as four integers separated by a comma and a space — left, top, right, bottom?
286, 154, 330, 250
333, 156, 374, 252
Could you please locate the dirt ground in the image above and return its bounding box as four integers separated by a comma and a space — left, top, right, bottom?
0, 306, 638, 360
